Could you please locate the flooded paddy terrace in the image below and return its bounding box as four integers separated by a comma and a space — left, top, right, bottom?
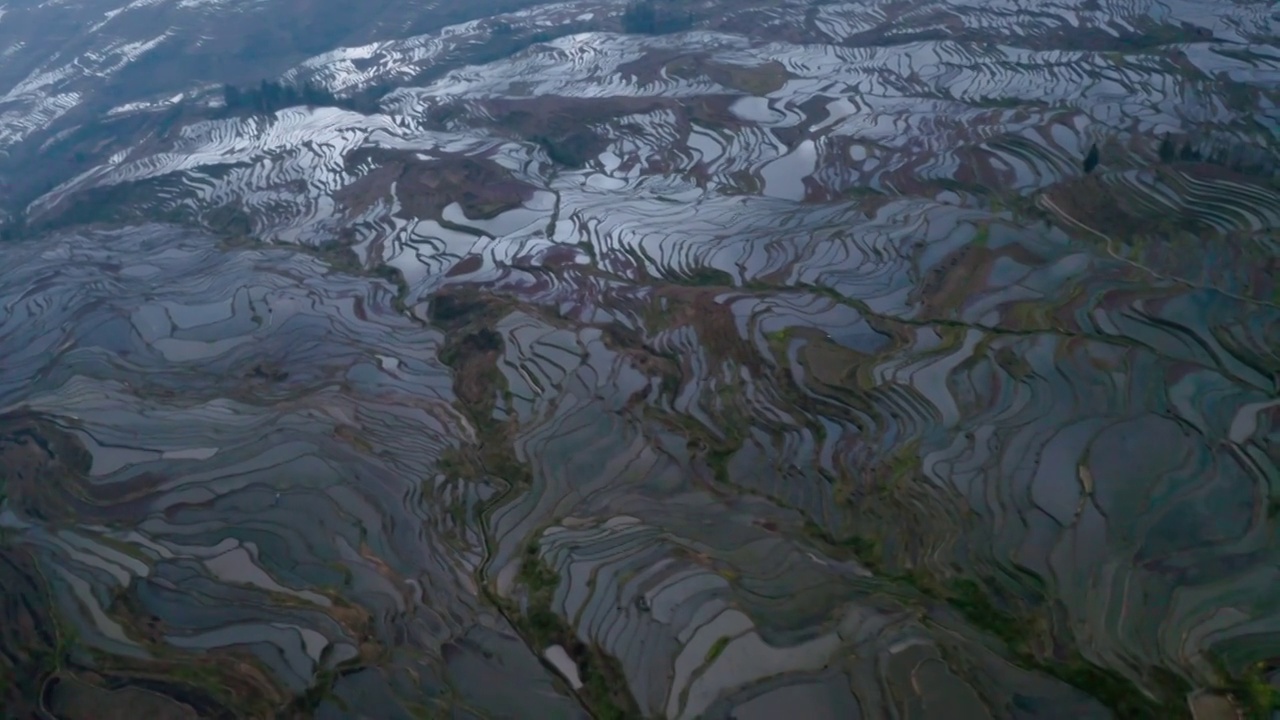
3, 0, 1280, 717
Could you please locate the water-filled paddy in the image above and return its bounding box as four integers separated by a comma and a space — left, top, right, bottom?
2, 0, 1280, 717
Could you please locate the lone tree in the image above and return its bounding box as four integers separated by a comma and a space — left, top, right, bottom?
1083, 143, 1100, 174
222, 83, 242, 108
1159, 133, 1176, 163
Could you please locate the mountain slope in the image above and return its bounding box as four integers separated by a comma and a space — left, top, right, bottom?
1, 0, 1279, 717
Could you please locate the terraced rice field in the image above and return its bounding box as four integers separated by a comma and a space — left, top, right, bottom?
1, 0, 1279, 717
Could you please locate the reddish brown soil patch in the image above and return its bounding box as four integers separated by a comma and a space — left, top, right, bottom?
619, 49, 702, 86
48, 677, 199, 720
702, 59, 791, 95
343, 148, 536, 222
484, 95, 676, 167
449, 330, 504, 407
464, 94, 751, 167
446, 254, 485, 277
664, 53, 793, 95
0, 413, 200, 526
1043, 172, 1172, 238
915, 235, 1047, 321
600, 321, 683, 397
654, 287, 762, 370
800, 336, 872, 389
332, 161, 401, 217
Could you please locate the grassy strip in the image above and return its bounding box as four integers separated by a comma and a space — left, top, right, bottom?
499, 544, 642, 719
802, 520, 1188, 717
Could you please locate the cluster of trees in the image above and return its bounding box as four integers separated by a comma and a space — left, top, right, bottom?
1083, 143, 1100, 174
1082, 133, 1278, 177
1160, 132, 1279, 175
1158, 133, 1204, 163
222, 80, 361, 115
621, 1, 694, 35
1083, 138, 1199, 174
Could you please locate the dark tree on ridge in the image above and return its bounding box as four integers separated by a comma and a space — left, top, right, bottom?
1083, 143, 1100, 174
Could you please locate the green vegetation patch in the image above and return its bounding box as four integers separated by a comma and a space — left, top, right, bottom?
803, 523, 884, 572
972, 223, 991, 248
682, 266, 735, 287
800, 437, 1190, 720
532, 131, 607, 169
519, 542, 561, 598
435, 323, 530, 487
503, 547, 642, 719
1211, 655, 1280, 719
705, 636, 731, 663
940, 575, 1188, 718
704, 60, 792, 95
